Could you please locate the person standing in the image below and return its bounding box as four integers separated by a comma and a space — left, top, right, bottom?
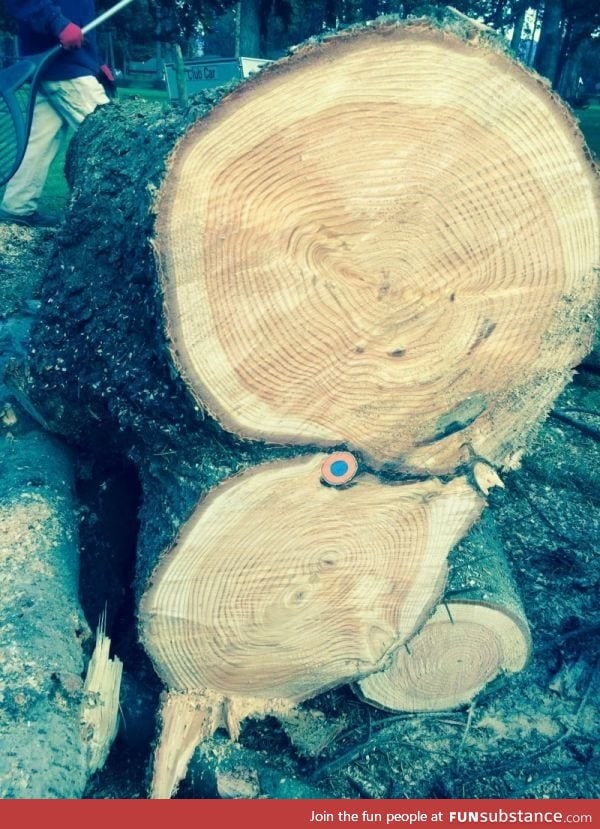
0, 0, 115, 227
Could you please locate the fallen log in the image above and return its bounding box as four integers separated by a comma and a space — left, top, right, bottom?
24, 9, 600, 798
0, 401, 89, 797
0, 308, 122, 796
355, 510, 532, 712
152, 19, 599, 475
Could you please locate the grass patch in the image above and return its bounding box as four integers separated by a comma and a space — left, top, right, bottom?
575, 104, 600, 160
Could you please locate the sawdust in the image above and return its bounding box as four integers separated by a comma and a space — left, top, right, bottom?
0, 495, 56, 579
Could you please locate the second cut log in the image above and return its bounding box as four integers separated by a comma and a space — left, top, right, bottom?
355, 511, 532, 712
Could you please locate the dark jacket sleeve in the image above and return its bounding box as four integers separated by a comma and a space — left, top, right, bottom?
5, 0, 70, 37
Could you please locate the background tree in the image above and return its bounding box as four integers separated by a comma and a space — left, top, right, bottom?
532, 0, 600, 97
93, 0, 239, 72
534, 0, 565, 81
0, 1, 598, 120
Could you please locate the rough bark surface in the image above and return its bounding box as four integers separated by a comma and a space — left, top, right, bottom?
0, 404, 90, 797
30, 89, 309, 602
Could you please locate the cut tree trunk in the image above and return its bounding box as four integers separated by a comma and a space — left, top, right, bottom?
144, 465, 484, 797
355, 511, 532, 712
25, 9, 600, 798
154, 16, 599, 475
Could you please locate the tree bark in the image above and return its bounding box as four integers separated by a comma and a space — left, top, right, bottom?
236, 0, 262, 57
184, 733, 333, 799
355, 510, 532, 712
25, 10, 600, 798
0, 402, 91, 797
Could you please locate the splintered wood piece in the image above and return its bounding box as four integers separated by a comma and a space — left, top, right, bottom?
151, 690, 296, 798
151, 690, 225, 799
155, 19, 600, 473
471, 460, 505, 496
80, 614, 123, 773
356, 511, 532, 711
140, 455, 485, 705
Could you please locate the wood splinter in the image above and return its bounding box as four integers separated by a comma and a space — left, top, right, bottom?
80, 614, 123, 774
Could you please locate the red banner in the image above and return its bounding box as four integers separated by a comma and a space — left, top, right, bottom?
0, 799, 598, 828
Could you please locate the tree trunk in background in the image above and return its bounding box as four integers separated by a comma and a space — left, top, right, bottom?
509, 0, 528, 52
555, 26, 588, 103
172, 43, 189, 106
155, 40, 163, 80
26, 11, 600, 798
361, 0, 381, 21
534, 0, 564, 85
236, 0, 262, 56
324, 0, 340, 29
490, 0, 508, 31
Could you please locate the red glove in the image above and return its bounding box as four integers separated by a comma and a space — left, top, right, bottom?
98, 64, 117, 97
99, 64, 115, 84
59, 22, 84, 50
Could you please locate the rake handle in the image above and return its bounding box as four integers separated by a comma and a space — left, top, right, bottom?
42, 0, 135, 68
81, 0, 135, 36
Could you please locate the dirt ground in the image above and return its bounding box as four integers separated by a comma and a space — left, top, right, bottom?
0, 213, 598, 801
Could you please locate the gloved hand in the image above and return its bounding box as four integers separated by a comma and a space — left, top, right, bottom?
59, 22, 84, 50
98, 64, 117, 97
99, 64, 115, 84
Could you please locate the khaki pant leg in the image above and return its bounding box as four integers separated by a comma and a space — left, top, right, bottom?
1, 93, 66, 215
1, 76, 109, 215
